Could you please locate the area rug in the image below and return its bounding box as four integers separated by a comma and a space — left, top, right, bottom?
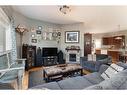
28, 70, 45, 88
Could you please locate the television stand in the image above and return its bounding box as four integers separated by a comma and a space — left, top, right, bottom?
43, 56, 58, 66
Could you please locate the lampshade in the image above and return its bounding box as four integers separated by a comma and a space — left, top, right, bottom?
59, 5, 71, 14
15, 24, 28, 33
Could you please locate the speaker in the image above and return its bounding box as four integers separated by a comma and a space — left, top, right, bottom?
58, 50, 65, 64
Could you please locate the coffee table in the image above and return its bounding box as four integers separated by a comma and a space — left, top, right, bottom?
43, 63, 83, 82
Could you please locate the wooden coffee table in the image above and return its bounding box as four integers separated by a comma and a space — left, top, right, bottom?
43, 63, 83, 82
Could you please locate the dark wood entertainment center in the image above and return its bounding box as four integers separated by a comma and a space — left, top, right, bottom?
43, 56, 58, 66
22, 45, 62, 70
42, 47, 58, 66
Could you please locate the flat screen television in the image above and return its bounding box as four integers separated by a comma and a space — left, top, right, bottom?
42, 47, 58, 57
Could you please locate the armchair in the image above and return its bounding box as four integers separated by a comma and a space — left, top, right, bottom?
0, 50, 26, 89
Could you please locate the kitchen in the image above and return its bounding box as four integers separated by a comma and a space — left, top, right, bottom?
93, 31, 127, 63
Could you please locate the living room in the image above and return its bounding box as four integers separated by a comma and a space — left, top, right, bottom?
1, 3, 127, 92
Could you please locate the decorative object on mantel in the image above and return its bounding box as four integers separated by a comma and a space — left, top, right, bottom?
65, 46, 80, 52
15, 24, 28, 58
59, 5, 71, 14
65, 31, 79, 43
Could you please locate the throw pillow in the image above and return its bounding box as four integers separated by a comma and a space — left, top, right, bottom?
88, 54, 96, 61
88, 54, 93, 61
93, 54, 96, 61
117, 62, 127, 69
101, 64, 124, 80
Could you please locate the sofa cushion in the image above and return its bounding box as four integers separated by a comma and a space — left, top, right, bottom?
88, 54, 93, 61
96, 54, 108, 60
89, 69, 127, 90
117, 62, 127, 69
98, 58, 110, 65
83, 72, 104, 85
83, 61, 101, 72
58, 76, 93, 89
101, 64, 124, 80
98, 65, 109, 74
30, 82, 61, 90
101, 69, 127, 89
118, 81, 127, 89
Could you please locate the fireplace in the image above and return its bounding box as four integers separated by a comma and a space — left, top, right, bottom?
65, 46, 81, 63
69, 54, 76, 62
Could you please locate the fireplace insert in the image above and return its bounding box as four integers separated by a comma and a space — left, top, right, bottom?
69, 54, 76, 62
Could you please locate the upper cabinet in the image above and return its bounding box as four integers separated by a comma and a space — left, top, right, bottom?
102, 37, 114, 45
102, 37, 109, 45
102, 35, 125, 48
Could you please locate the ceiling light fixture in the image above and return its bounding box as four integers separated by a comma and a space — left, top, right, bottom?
59, 5, 71, 14
115, 25, 122, 39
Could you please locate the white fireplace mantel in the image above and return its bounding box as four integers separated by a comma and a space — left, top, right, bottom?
65, 49, 81, 63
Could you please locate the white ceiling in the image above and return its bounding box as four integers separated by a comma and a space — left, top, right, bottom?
12, 6, 127, 33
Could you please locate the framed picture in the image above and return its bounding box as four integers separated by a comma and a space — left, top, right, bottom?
31, 39, 37, 43
65, 31, 79, 43
36, 30, 41, 34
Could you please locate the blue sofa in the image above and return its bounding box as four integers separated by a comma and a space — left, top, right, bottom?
80, 54, 112, 72
30, 63, 127, 90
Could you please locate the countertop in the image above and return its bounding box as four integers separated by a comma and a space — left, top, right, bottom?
96, 48, 127, 52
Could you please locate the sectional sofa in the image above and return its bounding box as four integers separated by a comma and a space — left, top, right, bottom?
30, 63, 127, 90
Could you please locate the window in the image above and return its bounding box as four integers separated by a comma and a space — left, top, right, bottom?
0, 8, 12, 52
95, 39, 101, 49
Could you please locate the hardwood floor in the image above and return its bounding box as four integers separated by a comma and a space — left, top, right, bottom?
22, 67, 90, 90
22, 67, 43, 90
83, 69, 91, 74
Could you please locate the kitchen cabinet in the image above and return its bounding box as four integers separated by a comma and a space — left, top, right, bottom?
108, 51, 120, 63
113, 35, 125, 48
102, 37, 109, 45
96, 49, 101, 54
102, 37, 113, 45
102, 35, 125, 48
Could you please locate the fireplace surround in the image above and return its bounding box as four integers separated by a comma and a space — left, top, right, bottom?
65, 46, 81, 63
